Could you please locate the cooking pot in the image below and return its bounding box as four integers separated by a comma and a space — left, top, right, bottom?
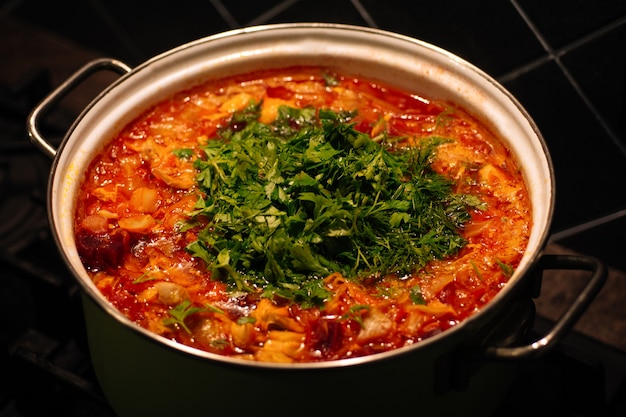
28, 23, 606, 417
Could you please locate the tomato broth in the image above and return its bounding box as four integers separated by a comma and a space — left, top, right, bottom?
74, 67, 531, 363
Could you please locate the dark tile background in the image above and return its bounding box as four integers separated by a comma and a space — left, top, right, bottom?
2, 0, 625, 271
1, 2, 626, 414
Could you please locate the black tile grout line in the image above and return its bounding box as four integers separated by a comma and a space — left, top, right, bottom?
87, 0, 145, 64
215, 0, 377, 34
497, 13, 626, 83
548, 208, 626, 244
510, 0, 626, 157
552, 13, 626, 59
509, 1, 557, 55
209, 0, 240, 29
351, 0, 378, 28
508, 0, 626, 247
496, 54, 552, 84
244, 0, 302, 27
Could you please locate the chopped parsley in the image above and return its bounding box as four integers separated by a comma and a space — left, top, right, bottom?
162, 300, 206, 334
172, 148, 194, 160
342, 304, 371, 327
163, 300, 224, 333
185, 103, 482, 307
409, 285, 427, 305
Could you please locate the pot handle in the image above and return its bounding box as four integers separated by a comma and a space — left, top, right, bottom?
27, 58, 132, 159
484, 253, 607, 360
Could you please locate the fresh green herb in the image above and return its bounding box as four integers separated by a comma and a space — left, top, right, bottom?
172, 148, 194, 159
132, 272, 158, 284
217, 101, 261, 141
446, 194, 487, 226
273, 105, 317, 137
470, 260, 484, 281
163, 300, 223, 333
210, 339, 230, 349
186, 104, 482, 306
409, 285, 427, 305
237, 316, 257, 325
163, 300, 203, 333
342, 304, 370, 327
496, 259, 515, 278
322, 73, 339, 87
174, 219, 199, 233
204, 304, 226, 315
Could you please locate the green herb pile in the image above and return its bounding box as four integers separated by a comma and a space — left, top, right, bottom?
184, 103, 482, 307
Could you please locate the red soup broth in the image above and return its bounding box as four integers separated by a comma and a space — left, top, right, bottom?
74, 67, 531, 363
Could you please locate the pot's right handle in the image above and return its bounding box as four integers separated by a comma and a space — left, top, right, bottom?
27, 58, 132, 159
484, 253, 607, 360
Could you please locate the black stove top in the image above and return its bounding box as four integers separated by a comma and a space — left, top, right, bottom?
1, 1, 626, 416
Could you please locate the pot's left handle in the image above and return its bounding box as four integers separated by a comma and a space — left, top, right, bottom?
484, 253, 607, 360
27, 58, 132, 159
